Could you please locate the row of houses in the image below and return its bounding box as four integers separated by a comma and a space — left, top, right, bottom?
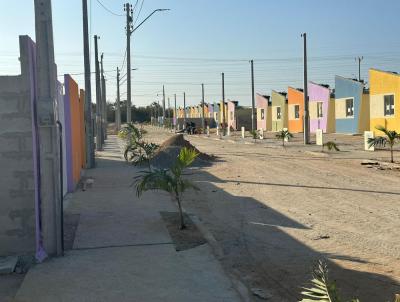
175, 100, 237, 129
173, 69, 400, 135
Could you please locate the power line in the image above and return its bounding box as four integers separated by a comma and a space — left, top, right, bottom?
95, 0, 124, 16
133, 0, 145, 27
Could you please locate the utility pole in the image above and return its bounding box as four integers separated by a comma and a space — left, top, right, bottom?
201, 83, 205, 130
174, 93, 177, 131
82, 0, 94, 168
167, 96, 171, 128
183, 92, 187, 125
100, 53, 107, 143
222, 72, 226, 134
162, 85, 166, 127
34, 0, 62, 257
250, 60, 255, 132
125, 2, 133, 123
116, 67, 121, 131
356, 56, 364, 81
302, 33, 310, 144
94, 35, 102, 150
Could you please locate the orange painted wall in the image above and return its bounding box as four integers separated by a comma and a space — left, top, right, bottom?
68, 78, 82, 186
287, 87, 304, 133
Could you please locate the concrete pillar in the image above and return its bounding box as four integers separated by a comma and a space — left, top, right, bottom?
241, 127, 245, 139
34, 0, 62, 256
115, 100, 121, 131
206, 126, 210, 136
316, 129, 323, 146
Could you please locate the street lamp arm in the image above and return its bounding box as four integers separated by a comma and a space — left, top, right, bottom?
131, 9, 170, 34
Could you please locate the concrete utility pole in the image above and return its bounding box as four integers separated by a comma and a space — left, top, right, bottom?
201, 83, 205, 130
34, 0, 62, 257
250, 60, 255, 132
174, 93, 177, 131
183, 92, 187, 125
222, 72, 226, 134
116, 67, 121, 131
94, 35, 102, 150
356, 56, 364, 81
167, 96, 171, 128
302, 33, 310, 144
82, 0, 94, 168
100, 53, 107, 142
162, 85, 166, 126
125, 2, 133, 123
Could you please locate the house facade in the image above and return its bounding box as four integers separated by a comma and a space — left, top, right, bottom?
271, 90, 288, 132
369, 69, 400, 133
256, 94, 271, 131
335, 76, 370, 134
287, 87, 304, 133
308, 82, 335, 133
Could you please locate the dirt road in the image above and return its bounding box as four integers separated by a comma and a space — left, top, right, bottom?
145, 127, 400, 302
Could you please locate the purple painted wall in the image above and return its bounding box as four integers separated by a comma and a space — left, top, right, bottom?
63, 75, 74, 193
308, 82, 330, 133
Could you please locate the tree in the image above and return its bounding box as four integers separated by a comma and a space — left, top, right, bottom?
368, 125, 400, 163
125, 141, 158, 170
275, 129, 293, 146
135, 147, 199, 229
299, 260, 400, 302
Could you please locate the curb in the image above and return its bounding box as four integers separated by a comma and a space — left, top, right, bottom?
190, 214, 252, 302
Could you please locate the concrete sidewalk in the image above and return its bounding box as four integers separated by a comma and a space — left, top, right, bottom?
14, 135, 241, 302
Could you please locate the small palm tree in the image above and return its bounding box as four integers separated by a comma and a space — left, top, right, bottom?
276, 129, 293, 146
322, 141, 340, 152
299, 260, 341, 302
124, 141, 159, 170
299, 260, 400, 302
135, 147, 199, 229
249, 130, 258, 142
368, 125, 400, 163
119, 122, 144, 142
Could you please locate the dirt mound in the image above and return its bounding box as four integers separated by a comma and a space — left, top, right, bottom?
151, 134, 213, 169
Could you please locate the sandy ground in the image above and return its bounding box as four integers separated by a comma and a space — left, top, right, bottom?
144, 126, 400, 302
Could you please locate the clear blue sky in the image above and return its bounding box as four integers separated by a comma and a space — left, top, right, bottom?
1, 0, 400, 107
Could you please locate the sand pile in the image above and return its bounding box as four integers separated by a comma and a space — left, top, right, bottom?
151, 134, 213, 169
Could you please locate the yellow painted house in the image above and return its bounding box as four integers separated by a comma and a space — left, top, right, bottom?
369, 69, 400, 133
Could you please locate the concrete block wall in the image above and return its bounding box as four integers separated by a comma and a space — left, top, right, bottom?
0, 36, 37, 256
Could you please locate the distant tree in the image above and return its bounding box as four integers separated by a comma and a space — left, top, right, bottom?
275, 129, 293, 146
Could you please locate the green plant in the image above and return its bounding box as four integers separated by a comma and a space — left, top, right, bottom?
124, 141, 159, 170
118, 122, 145, 142
299, 260, 400, 302
276, 129, 293, 146
368, 125, 400, 163
322, 141, 340, 152
250, 130, 258, 140
135, 147, 199, 229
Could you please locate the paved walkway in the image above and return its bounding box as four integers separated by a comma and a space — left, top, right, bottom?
14, 135, 241, 302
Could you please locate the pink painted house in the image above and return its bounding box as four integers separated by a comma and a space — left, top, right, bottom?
308, 82, 335, 133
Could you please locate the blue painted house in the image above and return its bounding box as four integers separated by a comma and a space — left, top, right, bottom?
334, 76, 370, 134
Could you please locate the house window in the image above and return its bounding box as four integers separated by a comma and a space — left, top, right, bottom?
261, 109, 265, 120
384, 95, 395, 116
276, 107, 281, 120
317, 102, 323, 118
346, 98, 354, 117
294, 105, 300, 119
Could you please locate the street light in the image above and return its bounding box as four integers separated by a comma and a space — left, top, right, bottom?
125, 6, 170, 123
132, 9, 171, 33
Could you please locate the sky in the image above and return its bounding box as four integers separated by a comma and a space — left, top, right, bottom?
1, 0, 400, 108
